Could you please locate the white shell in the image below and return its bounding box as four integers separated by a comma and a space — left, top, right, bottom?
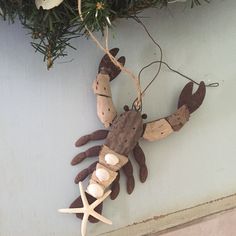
105, 153, 119, 166
96, 168, 110, 181
35, 0, 64, 10
87, 183, 104, 198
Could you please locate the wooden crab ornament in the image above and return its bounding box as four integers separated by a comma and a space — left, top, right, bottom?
59, 48, 206, 236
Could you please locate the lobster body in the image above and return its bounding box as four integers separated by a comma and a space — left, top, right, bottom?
105, 110, 143, 156
59, 49, 207, 235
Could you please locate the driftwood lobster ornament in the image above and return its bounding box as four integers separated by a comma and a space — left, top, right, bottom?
59, 48, 206, 236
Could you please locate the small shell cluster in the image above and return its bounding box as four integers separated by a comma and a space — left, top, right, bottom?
87, 153, 121, 198
105, 153, 119, 166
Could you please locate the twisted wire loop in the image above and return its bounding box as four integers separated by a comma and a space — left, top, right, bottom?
132, 16, 219, 108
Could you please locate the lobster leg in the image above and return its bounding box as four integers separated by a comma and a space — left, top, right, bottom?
75, 130, 109, 147
133, 143, 148, 183
122, 160, 135, 194
71, 145, 101, 165
74, 161, 98, 184
110, 171, 120, 200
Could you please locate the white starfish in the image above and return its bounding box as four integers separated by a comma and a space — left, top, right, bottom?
58, 182, 112, 236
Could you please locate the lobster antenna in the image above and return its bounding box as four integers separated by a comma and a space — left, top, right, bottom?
131, 15, 219, 108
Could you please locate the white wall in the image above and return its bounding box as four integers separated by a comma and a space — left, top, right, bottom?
1, 0, 236, 235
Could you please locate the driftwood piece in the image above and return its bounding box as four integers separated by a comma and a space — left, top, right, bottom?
143, 119, 174, 141
166, 105, 190, 131
110, 171, 120, 200
93, 73, 117, 128
93, 73, 112, 96
75, 130, 108, 147
71, 145, 101, 165
122, 161, 135, 194
105, 110, 144, 156
133, 143, 148, 183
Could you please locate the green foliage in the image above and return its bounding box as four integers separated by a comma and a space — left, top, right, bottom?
81, 0, 112, 32
190, 0, 210, 8
0, 0, 21, 22
22, 1, 81, 69
0, 0, 209, 69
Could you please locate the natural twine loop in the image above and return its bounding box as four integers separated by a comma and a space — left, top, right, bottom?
78, 0, 142, 110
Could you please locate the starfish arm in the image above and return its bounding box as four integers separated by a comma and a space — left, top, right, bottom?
90, 190, 112, 209
81, 213, 89, 236
79, 182, 89, 207
90, 210, 112, 225
58, 208, 84, 214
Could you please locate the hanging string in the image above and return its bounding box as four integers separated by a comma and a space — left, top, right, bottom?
138, 60, 219, 88
77, 0, 142, 110
131, 16, 219, 108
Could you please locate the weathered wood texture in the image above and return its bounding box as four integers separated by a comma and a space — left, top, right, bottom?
143, 118, 174, 141
105, 110, 143, 156
93, 73, 117, 127
166, 105, 190, 131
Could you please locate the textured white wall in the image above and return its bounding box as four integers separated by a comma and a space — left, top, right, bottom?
0, 1, 236, 235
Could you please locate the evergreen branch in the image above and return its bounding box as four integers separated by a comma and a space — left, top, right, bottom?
0, 0, 210, 69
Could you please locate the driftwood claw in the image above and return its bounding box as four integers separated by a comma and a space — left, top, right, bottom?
143, 81, 206, 141
98, 48, 125, 81
178, 81, 206, 114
